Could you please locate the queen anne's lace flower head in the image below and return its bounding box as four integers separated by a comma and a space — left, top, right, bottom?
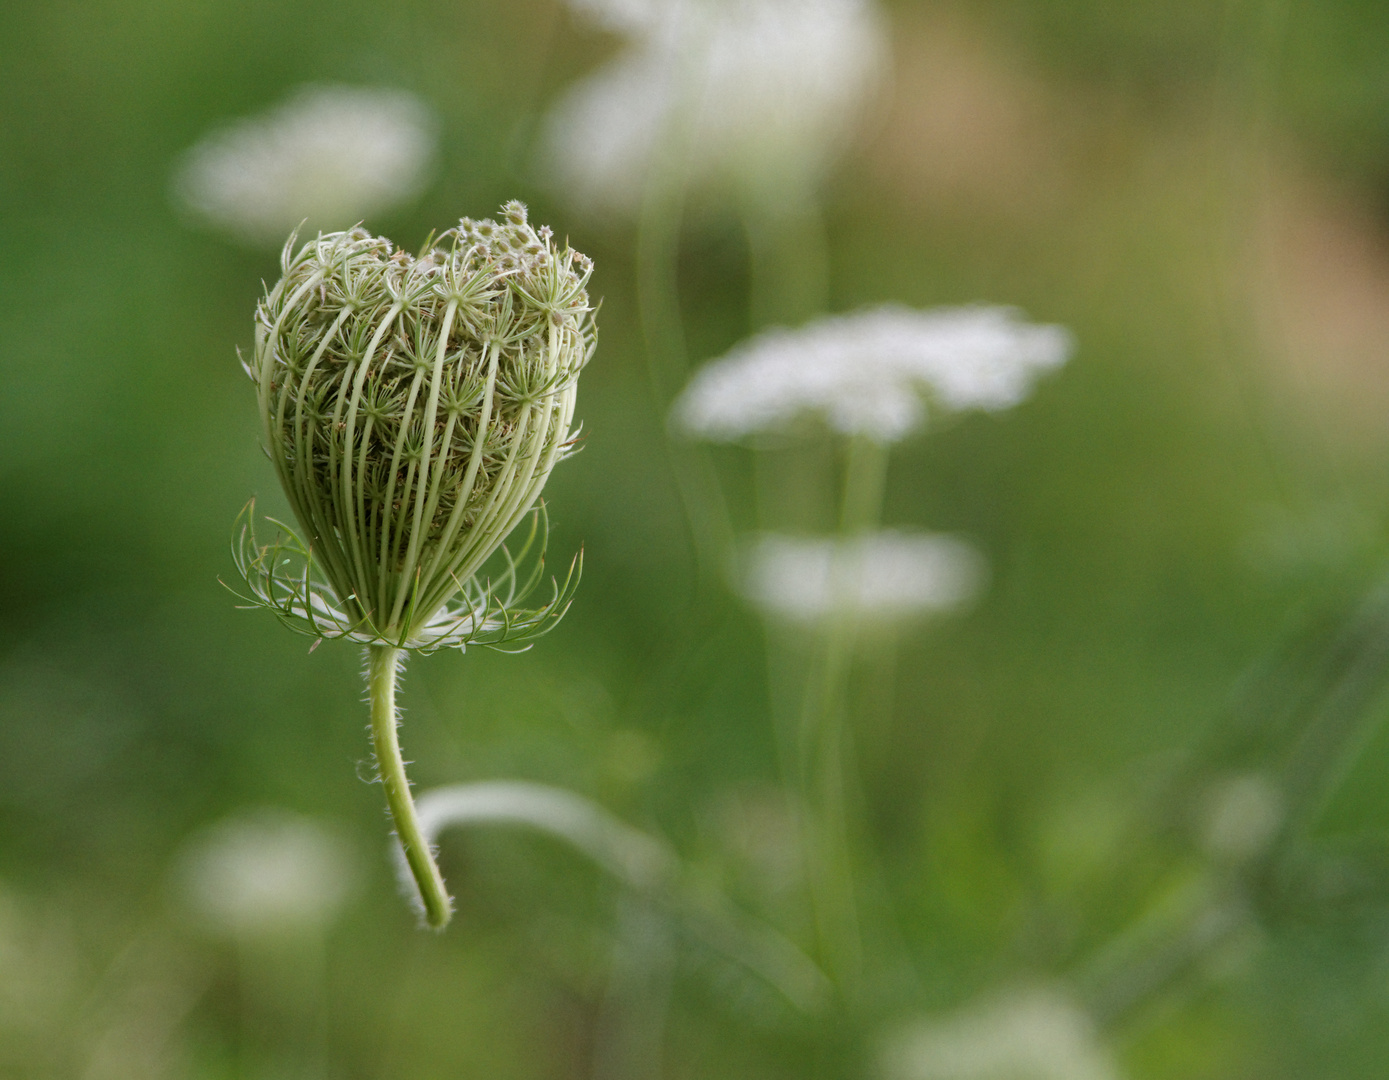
542, 0, 888, 213
173, 84, 436, 246
673, 305, 1072, 443
741, 531, 984, 626
233, 203, 595, 652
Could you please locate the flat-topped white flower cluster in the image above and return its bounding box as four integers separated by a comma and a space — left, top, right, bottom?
542, 0, 888, 212
173, 84, 436, 246
673, 305, 1072, 443
741, 531, 985, 625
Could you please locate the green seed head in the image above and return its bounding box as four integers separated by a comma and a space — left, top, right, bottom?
243, 202, 595, 649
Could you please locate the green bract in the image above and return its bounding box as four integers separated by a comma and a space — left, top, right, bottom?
236, 202, 594, 651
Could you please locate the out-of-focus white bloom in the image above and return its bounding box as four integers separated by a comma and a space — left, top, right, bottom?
880, 988, 1119, 1080
742, 530, 984, 625
674, 305, 1071, 442
176, 810, 355, 937
542, 0, 888, 213
172, 85, 436, 245
1202, 774, 1283, 864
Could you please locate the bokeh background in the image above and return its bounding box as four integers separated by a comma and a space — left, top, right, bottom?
8, 0, 1389, 1077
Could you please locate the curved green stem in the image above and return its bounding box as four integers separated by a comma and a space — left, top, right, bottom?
799, 622, 860, 996
367, 645, 452, 929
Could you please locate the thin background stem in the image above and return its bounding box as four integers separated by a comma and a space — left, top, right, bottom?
793, 437, 892, 999
635, 104, 735, 592
740, 185, 831, 331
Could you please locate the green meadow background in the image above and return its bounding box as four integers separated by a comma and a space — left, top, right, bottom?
8, 0, 1389, 1076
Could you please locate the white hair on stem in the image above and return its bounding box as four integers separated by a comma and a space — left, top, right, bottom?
172, 84, 437, 245
673, 305, 1073, 443
541, 0, 889, 213
740, 530, 986, 626
395, 781, 831, 1013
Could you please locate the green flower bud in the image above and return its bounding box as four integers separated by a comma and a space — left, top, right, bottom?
229, 204, 595, 929
241, 202, 595, 650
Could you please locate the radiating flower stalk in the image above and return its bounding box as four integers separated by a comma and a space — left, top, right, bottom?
231, 202, 595, 928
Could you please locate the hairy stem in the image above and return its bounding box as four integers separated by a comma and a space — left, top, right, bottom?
367, 645, 452, 929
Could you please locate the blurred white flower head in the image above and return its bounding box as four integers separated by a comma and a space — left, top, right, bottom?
1202, 773, 1284, 864
673, 305, 1071, 443
880, 988, 1120, 1080
172, 85, 436, 246
742, 530, 984, 625
542, 0, 889, 213
176, 810, 355, 937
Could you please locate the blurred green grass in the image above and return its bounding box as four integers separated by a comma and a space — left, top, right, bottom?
7, 0, 1389, 1076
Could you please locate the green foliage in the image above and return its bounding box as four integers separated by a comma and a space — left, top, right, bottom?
6, 0, 1389, 1076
